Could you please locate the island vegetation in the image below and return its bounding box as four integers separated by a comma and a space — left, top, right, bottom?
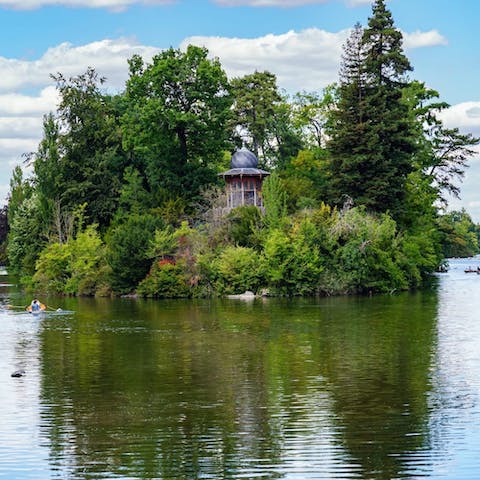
1, 0, 480, 297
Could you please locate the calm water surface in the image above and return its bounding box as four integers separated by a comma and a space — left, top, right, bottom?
1, 258, 480, 479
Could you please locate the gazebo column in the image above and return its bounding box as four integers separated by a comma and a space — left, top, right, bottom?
241, 176, 245, 206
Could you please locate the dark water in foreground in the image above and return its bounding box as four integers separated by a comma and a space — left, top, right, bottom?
1, 258, 480, 479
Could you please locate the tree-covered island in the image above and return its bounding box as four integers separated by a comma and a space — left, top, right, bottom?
2, 0, 480, 297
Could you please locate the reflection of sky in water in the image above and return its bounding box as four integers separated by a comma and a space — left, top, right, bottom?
425, 257, 480, 478
0, 309, 51, 479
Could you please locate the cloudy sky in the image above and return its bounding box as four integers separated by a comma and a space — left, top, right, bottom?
0, 0, 479, 218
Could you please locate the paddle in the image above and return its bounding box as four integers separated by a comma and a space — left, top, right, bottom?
46, 305, 63, 312
6, 303, 64, 312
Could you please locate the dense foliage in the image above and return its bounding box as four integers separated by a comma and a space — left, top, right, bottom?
5, 0, 480, 297
0, 205, 7, 264
437, 209, 480, 258
122, 46, 232, 207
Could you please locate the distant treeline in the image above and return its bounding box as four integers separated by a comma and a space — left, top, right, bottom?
2, 0, 479, 297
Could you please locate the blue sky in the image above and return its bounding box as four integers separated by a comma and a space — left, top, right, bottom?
0, 0, 479, 219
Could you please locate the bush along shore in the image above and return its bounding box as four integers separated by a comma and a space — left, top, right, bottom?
14, 203, 476, 298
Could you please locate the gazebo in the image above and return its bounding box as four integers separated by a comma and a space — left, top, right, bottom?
219, 148, 270, 210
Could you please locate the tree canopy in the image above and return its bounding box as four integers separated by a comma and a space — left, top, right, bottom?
122, 45, 233, 206
5, 0, 480, 296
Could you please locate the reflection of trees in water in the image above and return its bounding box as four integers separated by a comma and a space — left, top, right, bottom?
38, 299, 285, 479
9, 316, 42, 419
314, 293, 439, 479
38, 294, 438, 479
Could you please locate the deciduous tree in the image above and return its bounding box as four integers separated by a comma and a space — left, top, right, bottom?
230, 71, 282, 164
43, 69, 126, 229
122, 45, 232, 206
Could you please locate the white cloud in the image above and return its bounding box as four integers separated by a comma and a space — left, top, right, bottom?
403, 29, 448, 49
0, 89, 60, 187
0, 87, 59, 204
213, 0, 327, 5
346, 0, 371, 5
446, 167, 480, 221
0, 117, 44, 139
0, 0, 172, 12
0, 183, 9, 204
182, 27, 448, 92
182, 28, 348, 92
0, 86, 58, 116
439, 102, 480, 136
0, 38, 159, 93
0, 136, 40, 203
213, 0, 371, 5
0, 138, 39, 156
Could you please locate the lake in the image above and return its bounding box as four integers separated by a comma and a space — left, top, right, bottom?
1, 257, 480, 479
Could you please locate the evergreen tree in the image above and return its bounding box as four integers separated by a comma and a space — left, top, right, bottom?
7, 194, 45, 278
328, 1, 417, 220
5, 167, 45, 278
106, 213, 164, 294
328, 23, 368, 206
32, 113, 63, 239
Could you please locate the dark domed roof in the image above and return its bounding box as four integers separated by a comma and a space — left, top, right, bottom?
231, 148, 258, 169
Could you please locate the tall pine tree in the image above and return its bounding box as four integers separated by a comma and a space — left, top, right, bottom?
328, 0, 417, 220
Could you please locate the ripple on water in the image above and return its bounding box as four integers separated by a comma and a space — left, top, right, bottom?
2, 264, 480, 479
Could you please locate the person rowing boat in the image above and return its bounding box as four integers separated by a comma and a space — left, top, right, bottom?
26, 299, 46, 314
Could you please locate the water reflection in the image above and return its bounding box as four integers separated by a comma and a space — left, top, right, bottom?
4, 263, 480, 479
424, 258, 480, 479
26, 292, 437, 479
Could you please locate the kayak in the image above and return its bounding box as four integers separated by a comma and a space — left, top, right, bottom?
26, 303, 46, 314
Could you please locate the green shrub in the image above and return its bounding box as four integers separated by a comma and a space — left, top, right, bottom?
33, 242, 71, 293
226, 205, 262, 249
32, 225, 110, 295
211, 246, 263, 295
398, 228, 442, 286
137, 260, 190, 298
327, 207, 408, 293
261, 224, 323, 296
64, 226, 110, 295
106, 213, 164, 294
